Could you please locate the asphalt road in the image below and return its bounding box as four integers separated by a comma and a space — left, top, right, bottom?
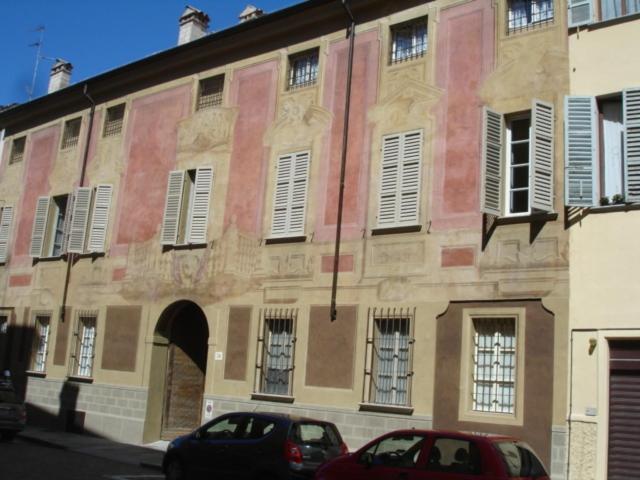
0, 438, 164, 480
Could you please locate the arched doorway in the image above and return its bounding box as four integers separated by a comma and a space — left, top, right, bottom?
150, 301, 209, 440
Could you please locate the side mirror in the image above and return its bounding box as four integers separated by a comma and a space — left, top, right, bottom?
194, 430, 203, 440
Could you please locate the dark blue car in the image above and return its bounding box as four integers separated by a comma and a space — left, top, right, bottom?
163, 412, 348, 480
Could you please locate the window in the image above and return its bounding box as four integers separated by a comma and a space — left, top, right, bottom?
361, 434, 426, 468
102, 104, 125, 137
0, 206, 14, 263
364, 308, 415, 407
255, 310, 296, 396
201, 415, 244, 440
601, 0, 640, 21
197, 75, 224, 110
565, 89, 640, 206
481, 99, 554, 217
472, 318, 517, 414
494, 441, 547, 478
67, 185, 114, 254
427, 437, 482, 475
270, 151, 310, 238
377, 130, 423, 228
9, 137, 25, 164
160, 167, 213, 246
390, 18, 427, 64
507, 0, 554, 33
31, 315, 50, 373
287, 49, 319, 90
61, 118, 81, 150
73, 313, 96, 378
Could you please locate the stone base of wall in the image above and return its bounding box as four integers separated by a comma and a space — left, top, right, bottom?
568, 421, 597, 480
551, 425, 569, 480
25, 377, 147, 444
203, 394, 433, 450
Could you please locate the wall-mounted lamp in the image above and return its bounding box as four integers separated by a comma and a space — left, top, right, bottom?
588, 337, 597, 355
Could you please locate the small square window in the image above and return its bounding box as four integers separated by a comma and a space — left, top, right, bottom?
507, 0, 554, 34
9, 137, 25, 164
103, 104, 125, 137
390, 18, 428, 64
197, 75, 224, 110
61, 118, 81, 150
288, 49, 319, 90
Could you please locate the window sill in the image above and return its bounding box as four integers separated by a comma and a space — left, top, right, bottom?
264, 236, 306, 245
371, 225, 421, 236
493, 211, 557, 226
458, 409, 523, 427
359, 403, 414, 415
33, 255, 66, 263
286, 82, 318, 93
25, 370, 46, 378
587, 203, 640, 214
162, 243, 207, 252
251, 393, 295, 404
67, 375, 94, 384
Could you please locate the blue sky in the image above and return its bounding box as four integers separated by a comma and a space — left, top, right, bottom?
0, 0, 300, 107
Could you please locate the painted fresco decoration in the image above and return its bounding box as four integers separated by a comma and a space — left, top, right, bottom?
177, 107, 238, 154
264, 94, 332, 149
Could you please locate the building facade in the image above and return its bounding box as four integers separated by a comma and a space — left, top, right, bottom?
0, 0, 571, 477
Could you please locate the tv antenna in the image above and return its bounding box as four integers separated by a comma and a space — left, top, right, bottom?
28, 25, 49, 100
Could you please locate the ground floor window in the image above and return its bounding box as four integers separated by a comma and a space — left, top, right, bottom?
256, 309, 297, 396
32, 315, 51, 372
73, 313, 97, 377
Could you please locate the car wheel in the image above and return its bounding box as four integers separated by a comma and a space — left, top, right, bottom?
165, 458, 186, 480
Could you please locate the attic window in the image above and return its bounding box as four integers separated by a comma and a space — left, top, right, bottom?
288, 49, 319, 90
197, 75, 224, 110
507, 0, 554, 34
103, 104, 125, 137
390, 18, 428, 64
10, 137, 26, 164
61, 118, 81, 150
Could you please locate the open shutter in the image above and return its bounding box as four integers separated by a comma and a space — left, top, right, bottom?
61, 195, 74, 254
187, 167, 213, 244
624, 88, 640, 202
30, 197, 50, 258
87, 184, 113, 252
481, 107, 504, 216
531, 99, 555, 212
399, 130, 423, 225
67, 187, 92, 254
160, 170, 185, 245
0, 206, 14, 263
565, 96, 597, 206
378, 134, 401, 226
288, 151, 310, 235
271, 154, 293, 236
568, 0, 593, 27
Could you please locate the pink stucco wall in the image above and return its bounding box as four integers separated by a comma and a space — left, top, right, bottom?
224, 61, 278, 236
431, 1, 495, 231
113, 85, 191, 246
314, 30, 379, 242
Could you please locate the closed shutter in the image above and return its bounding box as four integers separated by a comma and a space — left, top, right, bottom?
481, 107, 504, 216
378, 134, 401, 226
288, 152, 310, 235
30, 197, 51, 258
67, 187, 93, 254
0, 206, 14, 263
271, 153, 309, 237
568, 0, 593, 27
160, 170, 185, 245
399, 131, 422, 224
565, 96, 598, 206
624, 88, 640, 202
187, 167, 213, 244
531, 99, 555, 212
87, 184, 113, 252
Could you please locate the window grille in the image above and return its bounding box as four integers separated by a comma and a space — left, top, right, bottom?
61, 118, 81, 150
32, 315, 50, 372
74, 313, 97, 377
365, 308, 415, 406
288, 50, 319, 90
197, 75, 224, 110
103, 104, 125, 137
256, 309, 296, 396
10, 137, 25, 164
390, 19, 428, 64
472, 317, 516, 414
507, 0, 554, 34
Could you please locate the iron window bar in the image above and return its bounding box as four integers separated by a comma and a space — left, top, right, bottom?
507, 0, 554, 34
103, 104, 125, 137
256, 308, 297, 396
197, 75, 224, 110
288, 50, 319, 91
32, 315, 50, 372
61, 118, 82, 150
73, 310, 98, 378
390, 20, 428, 65
9, 137, 25, 164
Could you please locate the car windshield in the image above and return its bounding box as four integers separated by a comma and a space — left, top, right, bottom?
290, 422, 340, 446
0, 388, 19, 404
494, 441, 547, 478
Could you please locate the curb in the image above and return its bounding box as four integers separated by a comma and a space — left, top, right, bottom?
18, 432, 68, 450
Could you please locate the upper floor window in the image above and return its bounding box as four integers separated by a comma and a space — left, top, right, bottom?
0, 206, 14, 264
61, 117, 81, 150
506, 115, 532, 215
197, 75, 224, 110
103, 104, 125, 137
270, 151, 310, 239
390, 18, 427, 64
9, 137, 25, 164
601, 0, 640, 21
287, 49, 319, 90
507, 0, 554, 33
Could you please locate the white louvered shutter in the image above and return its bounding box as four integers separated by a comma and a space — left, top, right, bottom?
187, 167, 213, 244
160, 170, 185, 245
624, 88, 640, 202
565, 96, 597, 206
271, 154, 293, 236
30, 197, 51, 258
568, 0, 593, 27
399, 130, 422, 224
0, 206, 14, 263
87, 184, 113, 252
288, 152, 310, 235
531, 99, 555, 212
378, 134, 401, 226
67, 187, 92, 254
481, 107, 504, 216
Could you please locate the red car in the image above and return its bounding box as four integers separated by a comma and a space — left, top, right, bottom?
315, 429, 549, 480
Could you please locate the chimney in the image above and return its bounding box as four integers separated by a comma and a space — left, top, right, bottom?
239, 5, 264, 23
178, 6, 210, 45
48, 59, 73, 93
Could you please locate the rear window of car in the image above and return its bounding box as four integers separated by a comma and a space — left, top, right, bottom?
0, 388, 19, 404
290, 422, 340, 446
494, 441, 547, 478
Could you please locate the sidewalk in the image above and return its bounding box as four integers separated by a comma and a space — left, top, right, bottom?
18, 426, 167, 471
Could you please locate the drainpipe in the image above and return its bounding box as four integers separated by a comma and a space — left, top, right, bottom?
60, 84, 95, 324
330, 0, 356, 321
